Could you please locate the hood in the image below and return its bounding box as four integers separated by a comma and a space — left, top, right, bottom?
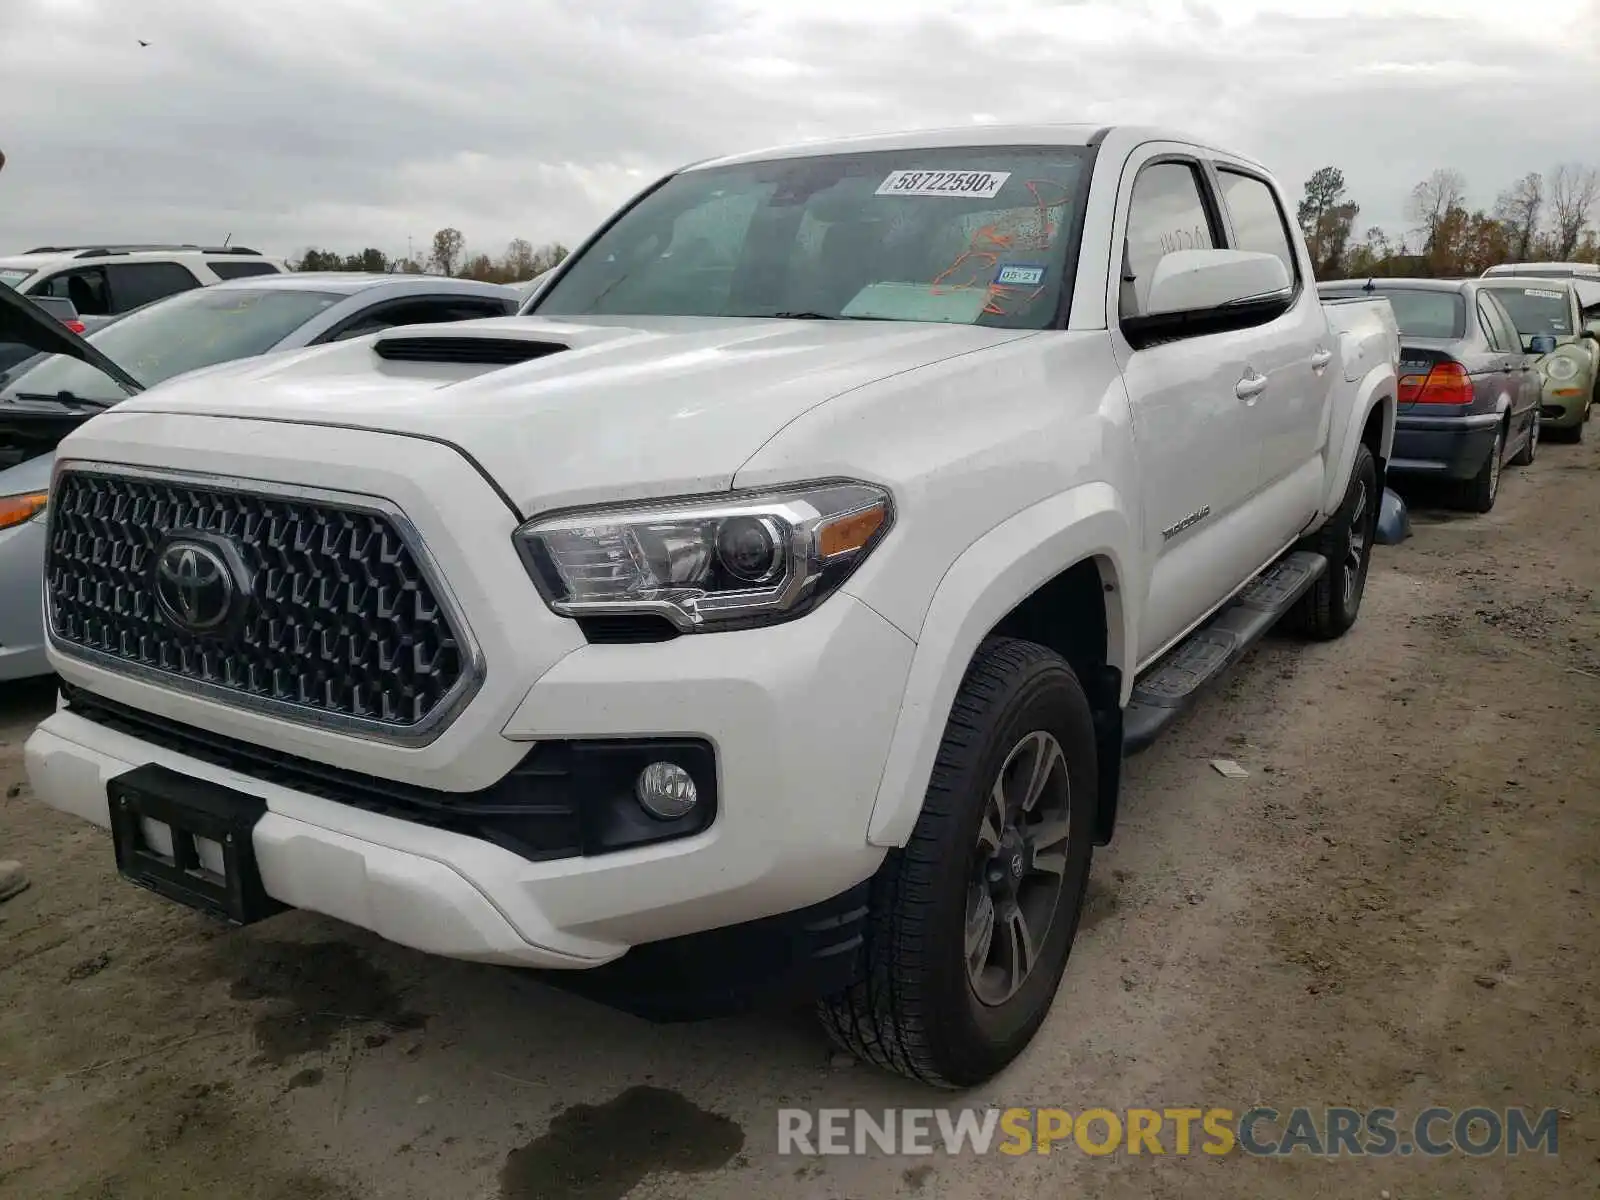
109, 314, 1035, 513
0, 284, 142, 395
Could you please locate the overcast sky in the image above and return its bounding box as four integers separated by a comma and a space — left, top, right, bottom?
3, 0, 1597, 263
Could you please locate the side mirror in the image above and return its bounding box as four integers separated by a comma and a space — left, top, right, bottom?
1529, 333, 1559, 355
1142, 250, 1292, 317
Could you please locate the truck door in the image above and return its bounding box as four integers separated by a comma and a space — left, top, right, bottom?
1211, 164, 1330, 550
1109, 149, 1272, 664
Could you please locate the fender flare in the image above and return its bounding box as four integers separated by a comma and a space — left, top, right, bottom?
1322, 364, 1396, 516
864, 482, 1137, 848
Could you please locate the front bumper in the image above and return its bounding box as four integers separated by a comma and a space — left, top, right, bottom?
1389, 411, 1500, 480
25, 589, 912, 971
0, 515, 48, 682
1539, 387, 1589, 428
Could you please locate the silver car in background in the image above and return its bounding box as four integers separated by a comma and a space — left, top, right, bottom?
0, 272, 520, 681
1318, 277, 1543, 512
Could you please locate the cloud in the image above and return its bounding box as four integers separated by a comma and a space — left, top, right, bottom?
0, 0, 1595, 261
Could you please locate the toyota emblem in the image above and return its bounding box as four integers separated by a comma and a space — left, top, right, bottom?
153, 540, 236, 633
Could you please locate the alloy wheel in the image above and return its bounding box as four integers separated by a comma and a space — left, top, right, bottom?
966, 730, 1072, 1007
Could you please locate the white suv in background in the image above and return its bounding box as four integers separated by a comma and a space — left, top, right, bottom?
0, 244, 289, 317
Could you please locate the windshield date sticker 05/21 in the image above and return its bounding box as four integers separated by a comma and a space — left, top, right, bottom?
876, 169, 1012, 199
995, 264, 1047, 287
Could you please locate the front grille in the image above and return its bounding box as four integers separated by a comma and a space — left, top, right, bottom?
45, 468, 477, 740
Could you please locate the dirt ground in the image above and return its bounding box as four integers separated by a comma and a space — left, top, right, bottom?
2, 432, 1597, 1200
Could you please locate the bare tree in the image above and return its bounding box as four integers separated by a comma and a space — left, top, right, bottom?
1407, 169, 1467, 254
502, 238, 537, 280
428, 227, 465, 276
1549, 163, 1600, 259
1492, 172, 1544, 260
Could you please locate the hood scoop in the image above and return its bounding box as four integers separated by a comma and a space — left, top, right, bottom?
373, 334, 569, 366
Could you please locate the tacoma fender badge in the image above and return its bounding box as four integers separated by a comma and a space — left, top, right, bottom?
1162, 506, 1212, 541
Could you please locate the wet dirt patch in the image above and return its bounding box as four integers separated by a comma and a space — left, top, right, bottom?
5, 1072, 361, 1200
498, 1085, 744, 1200
209, 939, 428, 1065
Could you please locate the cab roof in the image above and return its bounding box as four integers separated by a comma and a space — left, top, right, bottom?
687, 123, 1268, 172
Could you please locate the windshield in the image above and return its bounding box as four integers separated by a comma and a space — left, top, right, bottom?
1486, 286, 1572, 339
0, 285, 342, 405
0, 269, 32, 291
533, 145, 1094, 329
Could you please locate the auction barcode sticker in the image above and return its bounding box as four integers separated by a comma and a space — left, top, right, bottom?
876, 169, 1011, 198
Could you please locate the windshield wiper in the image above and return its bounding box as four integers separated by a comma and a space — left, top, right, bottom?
10, 390, 119, 410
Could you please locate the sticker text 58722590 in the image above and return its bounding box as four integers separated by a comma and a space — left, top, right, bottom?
876, 170, 1011, 199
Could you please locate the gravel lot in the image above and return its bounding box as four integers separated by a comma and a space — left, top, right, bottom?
2, 431, 1596, 1200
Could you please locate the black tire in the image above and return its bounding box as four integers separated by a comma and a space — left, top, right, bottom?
1289, 441, 1378, 641
1546, 420, 1581, 444
1512, 411, 1538, 466
817, 637, 1097, 1088
1458, 424, 1504, 513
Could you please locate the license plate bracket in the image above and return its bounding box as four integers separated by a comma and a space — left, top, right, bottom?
108, 764, 285, 926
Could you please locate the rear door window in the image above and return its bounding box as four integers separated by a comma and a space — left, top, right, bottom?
105, 262, 203, 311
1216, 168, 1298, 283
32, 267, 111, 315
1477, 294, 1516, 352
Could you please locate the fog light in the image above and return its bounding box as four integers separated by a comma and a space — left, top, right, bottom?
635, 761, 698, 820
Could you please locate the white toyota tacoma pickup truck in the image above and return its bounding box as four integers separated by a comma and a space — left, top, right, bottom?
24, 124, 1398, 1088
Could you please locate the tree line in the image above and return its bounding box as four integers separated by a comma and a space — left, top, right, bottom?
294, 229, 570, 283
1297, 162, 1600, 279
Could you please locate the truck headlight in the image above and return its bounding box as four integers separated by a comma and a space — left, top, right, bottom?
1544, 353, 1579, 382
514, 480, 893, 631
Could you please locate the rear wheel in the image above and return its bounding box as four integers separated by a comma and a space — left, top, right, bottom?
1459, 424, 1504, 513
1290, 442, 1377, 640
818, 638, 1097, 1088
1512, 410, 1539, 466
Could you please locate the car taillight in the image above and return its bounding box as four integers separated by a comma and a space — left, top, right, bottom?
63, 319, 86, 334
1398, 361, 1473, 405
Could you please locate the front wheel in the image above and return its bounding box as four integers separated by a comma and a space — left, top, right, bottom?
818, 638, 1097, 1088
1290, 441, 1378, 640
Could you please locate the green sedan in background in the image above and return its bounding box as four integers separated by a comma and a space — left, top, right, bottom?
1480, 277, 1599, 442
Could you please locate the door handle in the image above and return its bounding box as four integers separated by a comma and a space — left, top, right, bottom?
1311, 347, 1333, 371
1235, 371, 1269, 401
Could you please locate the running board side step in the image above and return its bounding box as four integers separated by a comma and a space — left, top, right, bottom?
1122, 550, 1328, 755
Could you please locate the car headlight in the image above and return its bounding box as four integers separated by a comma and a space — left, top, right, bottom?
514, 480, 893, 631
1545, 353, 1580, 382
0, 490, 48, 531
